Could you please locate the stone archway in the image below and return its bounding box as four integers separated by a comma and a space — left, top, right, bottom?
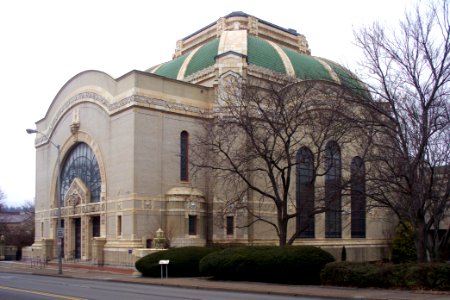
55, 134, 107, 261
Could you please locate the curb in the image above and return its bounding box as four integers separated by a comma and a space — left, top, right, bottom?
1, 261, 449, 300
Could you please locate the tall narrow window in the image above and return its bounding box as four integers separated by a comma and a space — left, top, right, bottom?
188, 215, 197, 235
296, 147, 315, 238
180, 131, 189, 181
117, 215, 122, 237
226, 216, 234, 236
92, 216, 101, 238
325, 141, 342, 238
351, 156, 366, 238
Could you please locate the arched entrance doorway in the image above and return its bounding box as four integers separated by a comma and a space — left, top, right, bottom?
59, 142, 104, 260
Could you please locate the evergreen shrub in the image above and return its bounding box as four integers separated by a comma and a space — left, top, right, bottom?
135, 246, 221, 277
320, 262, 389, 287
391, 223, 416, 264
321, 262, 450, 290
199, 245, 334, 284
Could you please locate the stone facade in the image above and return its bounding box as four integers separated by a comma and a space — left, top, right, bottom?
30, 12, 394, 265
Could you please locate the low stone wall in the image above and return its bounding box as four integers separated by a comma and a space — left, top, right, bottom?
103, 248, 139, 266
0, 245, 18, 260
103, 248, 166, 266
322, 244, 390, 262
21, 246, 36, 261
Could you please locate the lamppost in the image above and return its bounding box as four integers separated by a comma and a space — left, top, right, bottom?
26, 128, 63, 275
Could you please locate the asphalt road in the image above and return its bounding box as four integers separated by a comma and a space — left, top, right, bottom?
0, 272, 326, 300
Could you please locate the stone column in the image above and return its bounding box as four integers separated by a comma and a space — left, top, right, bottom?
41, 238, 54, 260
92, 237, 106, 266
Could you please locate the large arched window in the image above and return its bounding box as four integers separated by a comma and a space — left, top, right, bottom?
325, 141, 341, 238
60, 143, 101, 205
180, 131, 189, 181
351, 156, 366, 238
296, 147, 315, 238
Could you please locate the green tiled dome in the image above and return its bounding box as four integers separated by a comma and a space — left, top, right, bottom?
247, 36, 286, 74
185, 39, 220, 77
151, 35, 363, 93
153, 52, 189, 80
282, 47, 332, 81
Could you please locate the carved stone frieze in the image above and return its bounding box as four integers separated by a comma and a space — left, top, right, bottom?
187, 201, 198, 215
70, 108, 80, 135
248, 16, 259, 36
247, 64, 296, 84
85, 203, 101, 213
64, 178, 90, 207
216, 17, 226, 37
183, 65, 215, 84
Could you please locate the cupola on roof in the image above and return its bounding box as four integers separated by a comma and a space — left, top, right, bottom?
148, 12, 361, 91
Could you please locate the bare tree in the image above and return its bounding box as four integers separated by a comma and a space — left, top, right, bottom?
0, 187, 6, 236
0, 187, 5, 212
354, 0, 450, 261
193, 75, 365, 246
4, 201, 35, 250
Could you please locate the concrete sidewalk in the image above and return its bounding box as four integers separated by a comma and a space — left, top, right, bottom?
0, 261, 449, 300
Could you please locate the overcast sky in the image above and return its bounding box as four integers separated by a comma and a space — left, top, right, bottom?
0, 0, 413, 207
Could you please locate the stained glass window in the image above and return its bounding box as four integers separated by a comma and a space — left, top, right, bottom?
325, 141, 342, 238
60, 143, 101, 205
351, 156, 366, 238
296, 147, 315, 238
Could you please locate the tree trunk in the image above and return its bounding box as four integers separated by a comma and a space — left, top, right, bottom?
416, 219, 428, 262
278, 217, 288, 247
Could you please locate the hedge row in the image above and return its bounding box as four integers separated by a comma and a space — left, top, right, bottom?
321, 262, 450, 290
135, 245, 334, 284
199, 245, 335, 284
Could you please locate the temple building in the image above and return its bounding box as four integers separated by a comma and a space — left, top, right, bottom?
27, 12, 394, 264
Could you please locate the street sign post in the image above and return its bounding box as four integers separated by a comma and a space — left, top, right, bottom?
159, 260, 169, 278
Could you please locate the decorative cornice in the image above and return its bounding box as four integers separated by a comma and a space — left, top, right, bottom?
37, 92, 211, 146
41, 92, 110, 146
183, 65, 216, 83
215, 51, 247, 60
247, 64, 296, 84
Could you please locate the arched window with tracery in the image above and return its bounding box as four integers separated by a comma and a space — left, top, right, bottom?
325, 141, 342, 238
180, 131, 189, 181
296, 147, 315, 238
351, 156, 366, 238
60, 143, 101, 205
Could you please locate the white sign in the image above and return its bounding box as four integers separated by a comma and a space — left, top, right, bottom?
159, 260, 170, 265
57, 228, 64, 238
